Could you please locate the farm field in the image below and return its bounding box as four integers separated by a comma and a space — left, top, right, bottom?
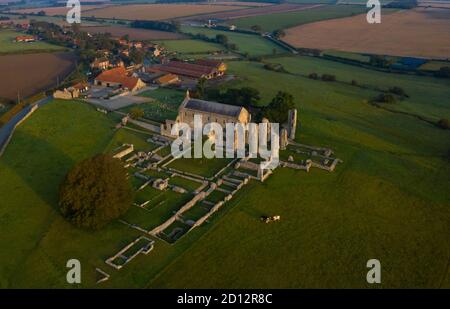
212, 1, 274, 6
177, 3, 319, 21
154, 39, 224, 54
0, 30, 64, 54
12, 4, 110, 16
283, 8, 450, 59
418, 0, 450, 8
80, 25, 186, 40
322, 50, 371, 63
419, 60, 450, 71
80, 4, 248, 20
228, 4, 368, 32
181, 26, 285, 56
0, 52, 76, 101
287, 0, 336, 3
265, 55, 450, 120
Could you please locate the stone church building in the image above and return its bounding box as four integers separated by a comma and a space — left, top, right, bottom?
178, 91, 250, 127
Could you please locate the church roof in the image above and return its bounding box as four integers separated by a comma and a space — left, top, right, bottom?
184, 99, 244, 118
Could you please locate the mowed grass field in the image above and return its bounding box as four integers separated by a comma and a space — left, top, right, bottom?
181, 26, 285, 56
0, 30, 64, 54
1, 60, 449, 287
229, 4, 368, 32
0, 100, 142, 287
283, 8, 450, 59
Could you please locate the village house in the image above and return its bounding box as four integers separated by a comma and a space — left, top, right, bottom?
90, 58, 110, 71
15, 35, 37, 42
154, 73, 180, 86
94, 66, 146, 93
194, 59, 227, 74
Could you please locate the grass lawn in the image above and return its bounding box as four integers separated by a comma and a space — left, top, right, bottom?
123, 191, 193, 230
154, 39, 223, 54
0, 100, 142, 287
119, 88, 185, 122
169, 176, 203, 192
168, 157, 233, 178
0, 30, 64, 54
181, 26, 285, 56
105, 128, 158, 153
228, 5, 368, 32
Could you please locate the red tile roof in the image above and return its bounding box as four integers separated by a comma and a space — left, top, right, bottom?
194, 59, 223, 68
156, 74, 179, 85
95, 67, 141, 90
157, 61, 217, 78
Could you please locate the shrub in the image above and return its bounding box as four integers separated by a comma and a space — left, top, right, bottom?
263, 91, 295, 124
129, 107, 144, 119
59, 154, 133, 230
321, 74, 336, 82
373, 93, 396, 104
351, 80, 358, 86
389, 86, 408, 97
437, 118, 450, 130
308, 73, 319, 80
434, 67, 450, 78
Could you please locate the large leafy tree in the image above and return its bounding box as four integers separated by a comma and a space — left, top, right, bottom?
263, 91, 295, 124
59, 154, 133, 230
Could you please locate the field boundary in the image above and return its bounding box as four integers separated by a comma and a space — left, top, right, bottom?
0, 96, 51, 157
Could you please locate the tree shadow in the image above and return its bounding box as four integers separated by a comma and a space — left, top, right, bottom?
1, 130, 75, 210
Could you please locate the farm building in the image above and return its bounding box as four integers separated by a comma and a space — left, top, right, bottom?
94, 66, 146, 92
150, 60, 225, 80
155, 73, 180, 86
90, 58, 110, 70
194, 59, 227, 73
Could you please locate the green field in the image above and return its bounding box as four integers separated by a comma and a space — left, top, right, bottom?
419, 61, 450, 72
120, 88, 186, 122
228, 5, 368, 32
0, 30, 64, 54
168, 157, 233, 178
265, 56, 450, 120
287, 0, 337, 3
1, 53, 450, 288
181, 26, 285, 56
145, 61, 450, 288
154, 39, 223, 54
322, 50, 371, 63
